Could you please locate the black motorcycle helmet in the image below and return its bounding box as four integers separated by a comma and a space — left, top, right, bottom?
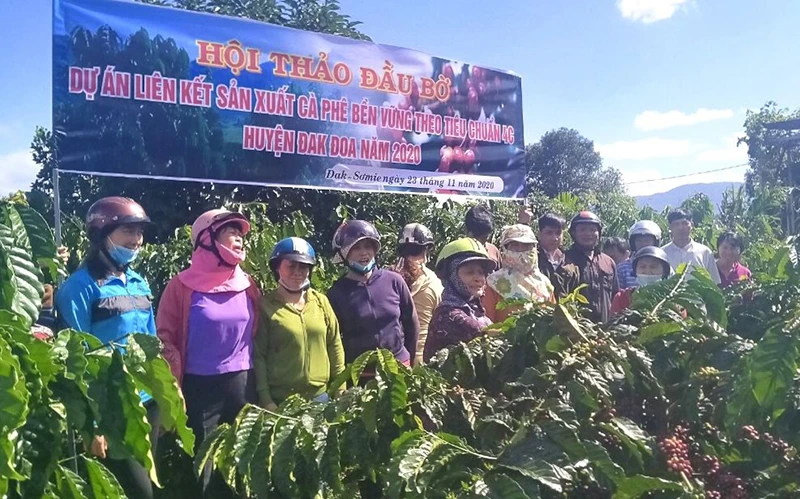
631, 246, 671, 278
398, 223, 434, 256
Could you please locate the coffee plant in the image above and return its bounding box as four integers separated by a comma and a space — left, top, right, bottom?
4, 194, 800, 497
198, 258, 800, 498
0, 198, 193, 498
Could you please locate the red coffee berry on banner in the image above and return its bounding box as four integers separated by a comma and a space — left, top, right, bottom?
438, 155, 452, 172
453, 146, 464, 163
463, 148, 476, 165
410, 80, 420, 104
440, 145, 454, 159
443, 64, 454, 82
468, 88, 479, 110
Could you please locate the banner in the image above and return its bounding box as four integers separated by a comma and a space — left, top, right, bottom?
53, 0, 526, 198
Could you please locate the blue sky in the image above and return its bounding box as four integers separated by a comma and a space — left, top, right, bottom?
1, 0, 798, 196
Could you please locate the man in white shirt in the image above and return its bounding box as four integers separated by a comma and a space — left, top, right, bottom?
661, 209, 721, 284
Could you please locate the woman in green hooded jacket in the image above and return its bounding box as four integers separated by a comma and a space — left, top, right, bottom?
254, 237, 345, 410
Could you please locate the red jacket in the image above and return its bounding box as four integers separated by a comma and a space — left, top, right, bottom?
156, 275, 262, 383
610, 288, 634, 316
611, 287, 688, 319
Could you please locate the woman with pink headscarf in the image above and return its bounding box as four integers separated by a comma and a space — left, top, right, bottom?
157, 209, 261, 497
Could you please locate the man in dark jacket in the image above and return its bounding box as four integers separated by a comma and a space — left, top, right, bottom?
465, 204, 501, 265
536, 213, 580, 299
564, 211, 618, 323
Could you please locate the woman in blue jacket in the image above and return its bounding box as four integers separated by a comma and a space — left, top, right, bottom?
55, 196, 160, 499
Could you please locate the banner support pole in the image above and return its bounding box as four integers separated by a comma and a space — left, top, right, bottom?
52, 166, 77, 472
53, 168, 62, 251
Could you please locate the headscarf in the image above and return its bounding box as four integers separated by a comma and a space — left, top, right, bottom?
178, 227, 251, 293
440, 253, 486, 314
487, 225, 553, 302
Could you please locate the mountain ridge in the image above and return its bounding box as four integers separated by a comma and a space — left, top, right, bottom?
634, 182, 743, 211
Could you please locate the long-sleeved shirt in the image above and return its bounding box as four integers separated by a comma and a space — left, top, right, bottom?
327, 268, 419, 364
538, 248, 580, 300
408, 267, 443, 366
255, 289, 345, 407
616, 259, 637, 289
423, 302, 492, 362
564, 245, 619, 323
56, 266, 156, 403
662, 240, 721, 284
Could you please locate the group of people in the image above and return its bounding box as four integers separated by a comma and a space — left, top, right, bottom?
52, 196, 751, 498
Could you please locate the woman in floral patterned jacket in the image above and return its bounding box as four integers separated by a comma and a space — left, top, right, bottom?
483, 224, 555, 323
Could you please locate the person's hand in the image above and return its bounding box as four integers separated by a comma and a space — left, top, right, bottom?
42, 284, 54, 308
90, 435, 107, 459
264, 402, 278, 412
518, 205, 534, 225
57, 246, 70, 265
485, 328, 503, 337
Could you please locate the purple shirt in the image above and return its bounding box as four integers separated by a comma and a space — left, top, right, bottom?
718, 261, 752, 288
186, 290, 254, 375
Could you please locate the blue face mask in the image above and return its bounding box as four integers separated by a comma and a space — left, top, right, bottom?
107, 238, 140, 266
635, 274, 662, 288
347, 258, 376, 275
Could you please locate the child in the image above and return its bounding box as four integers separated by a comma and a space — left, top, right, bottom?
610, 246, 671, 314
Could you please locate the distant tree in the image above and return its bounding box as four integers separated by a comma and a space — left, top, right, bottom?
141, 0, 370, 40
741, 101, 800, 193
525, 128, 625, 198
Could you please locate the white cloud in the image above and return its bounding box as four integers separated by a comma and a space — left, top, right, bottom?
695, 133, 748, 163
0, 150, 39, 196
597, 138, 692, 160
634, 108, 735, 131
617, 0, 691, 23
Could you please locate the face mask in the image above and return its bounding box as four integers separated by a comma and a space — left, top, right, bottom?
347, 258, 376, 275
503, 249, 537, 273
636, 274, 663, 287
107, 238, 139, 266
216, 241, 246, 266
279, 277, 311, 293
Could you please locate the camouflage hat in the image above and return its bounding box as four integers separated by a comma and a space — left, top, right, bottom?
500, 224, 538, 248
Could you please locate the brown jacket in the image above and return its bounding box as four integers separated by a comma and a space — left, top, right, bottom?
538, 248, 580, 300
564, 245, 618, 323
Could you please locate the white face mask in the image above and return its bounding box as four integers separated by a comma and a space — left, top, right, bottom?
635, 274, 662, 287
279, 277, 310, 293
